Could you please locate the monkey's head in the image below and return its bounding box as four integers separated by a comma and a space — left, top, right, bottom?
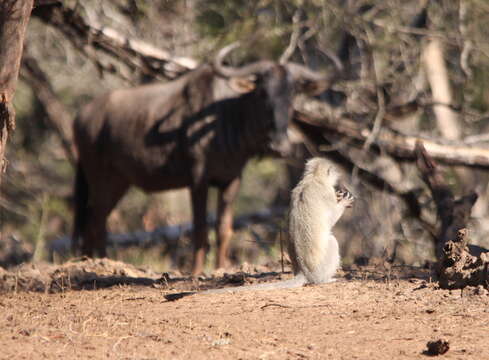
304, 157, 340, 186
304, 157, 354, 202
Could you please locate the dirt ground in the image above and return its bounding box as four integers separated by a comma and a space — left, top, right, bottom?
1, 259, 488, 360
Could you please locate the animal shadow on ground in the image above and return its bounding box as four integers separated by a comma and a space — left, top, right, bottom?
163, 263, 433, 300
0, 257, 432, 295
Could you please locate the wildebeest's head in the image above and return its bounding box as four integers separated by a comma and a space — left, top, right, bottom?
214, 43, 333, 157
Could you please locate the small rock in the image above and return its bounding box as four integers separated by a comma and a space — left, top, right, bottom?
423, 339, 449, 356
19, 329, 31, 337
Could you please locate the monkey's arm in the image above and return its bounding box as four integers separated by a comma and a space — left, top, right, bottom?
330, 190, 354, 225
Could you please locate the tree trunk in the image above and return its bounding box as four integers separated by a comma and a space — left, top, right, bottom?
422, 39, 461, 140
0, 0, 34, 183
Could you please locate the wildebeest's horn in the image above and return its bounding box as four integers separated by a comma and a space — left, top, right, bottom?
214, 42, 274, 78
285, 63, 335, 83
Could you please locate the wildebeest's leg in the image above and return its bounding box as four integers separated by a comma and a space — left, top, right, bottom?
190, 185, 209, 275
216, 177, 241, 269
72, 163, 89, 256
81, 178, 129, 258
82, 210, 108, 257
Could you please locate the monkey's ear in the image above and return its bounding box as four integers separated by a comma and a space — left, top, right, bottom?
313, 164, 327, 177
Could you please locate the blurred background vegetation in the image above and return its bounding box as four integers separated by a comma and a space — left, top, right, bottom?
1, 0, 489, 273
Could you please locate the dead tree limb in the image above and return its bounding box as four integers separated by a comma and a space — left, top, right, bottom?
294, 106, 489, 169
0, 0, 34, 181
414, 141, 488, 289
21, 54, 76, 165
31, 1, 197, 81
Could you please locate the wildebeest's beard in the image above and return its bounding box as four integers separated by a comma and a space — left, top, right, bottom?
262, 66, 294, 157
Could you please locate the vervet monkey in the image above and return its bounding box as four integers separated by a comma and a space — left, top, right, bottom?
287, 157, 353, 285
165, 157, 353, 299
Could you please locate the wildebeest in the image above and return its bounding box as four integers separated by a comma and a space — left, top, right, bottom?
72, 43, 332, 275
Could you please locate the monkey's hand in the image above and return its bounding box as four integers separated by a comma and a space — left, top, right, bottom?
336, 190, 355, 208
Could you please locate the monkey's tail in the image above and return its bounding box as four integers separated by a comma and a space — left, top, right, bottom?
163, 275, 307, 301
201, 274, 307, 294
72, 162, 89, 255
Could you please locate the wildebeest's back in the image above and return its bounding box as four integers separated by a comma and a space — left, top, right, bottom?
74, 66, 217, 192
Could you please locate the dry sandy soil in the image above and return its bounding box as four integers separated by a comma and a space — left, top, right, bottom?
0, 258, 488, 360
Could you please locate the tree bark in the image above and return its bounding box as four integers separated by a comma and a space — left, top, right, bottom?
0, 0, 34, 182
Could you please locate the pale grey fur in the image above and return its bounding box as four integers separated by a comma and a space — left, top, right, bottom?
202, 157, 353, 294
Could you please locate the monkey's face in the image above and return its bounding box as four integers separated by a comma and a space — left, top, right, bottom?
325, 165, 353, 205
326, 165, 340, 185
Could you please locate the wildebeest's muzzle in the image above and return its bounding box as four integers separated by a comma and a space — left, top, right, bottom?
269, 133, 292, 157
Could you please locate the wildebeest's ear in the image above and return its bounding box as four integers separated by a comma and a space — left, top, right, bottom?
295, 79, 330, 96
228, 76, 257, 94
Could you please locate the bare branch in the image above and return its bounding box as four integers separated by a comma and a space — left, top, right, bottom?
459, 0, 473, 79
32, 2, 197, 81
279, 10, 303, 64
294, 98, 489, 169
